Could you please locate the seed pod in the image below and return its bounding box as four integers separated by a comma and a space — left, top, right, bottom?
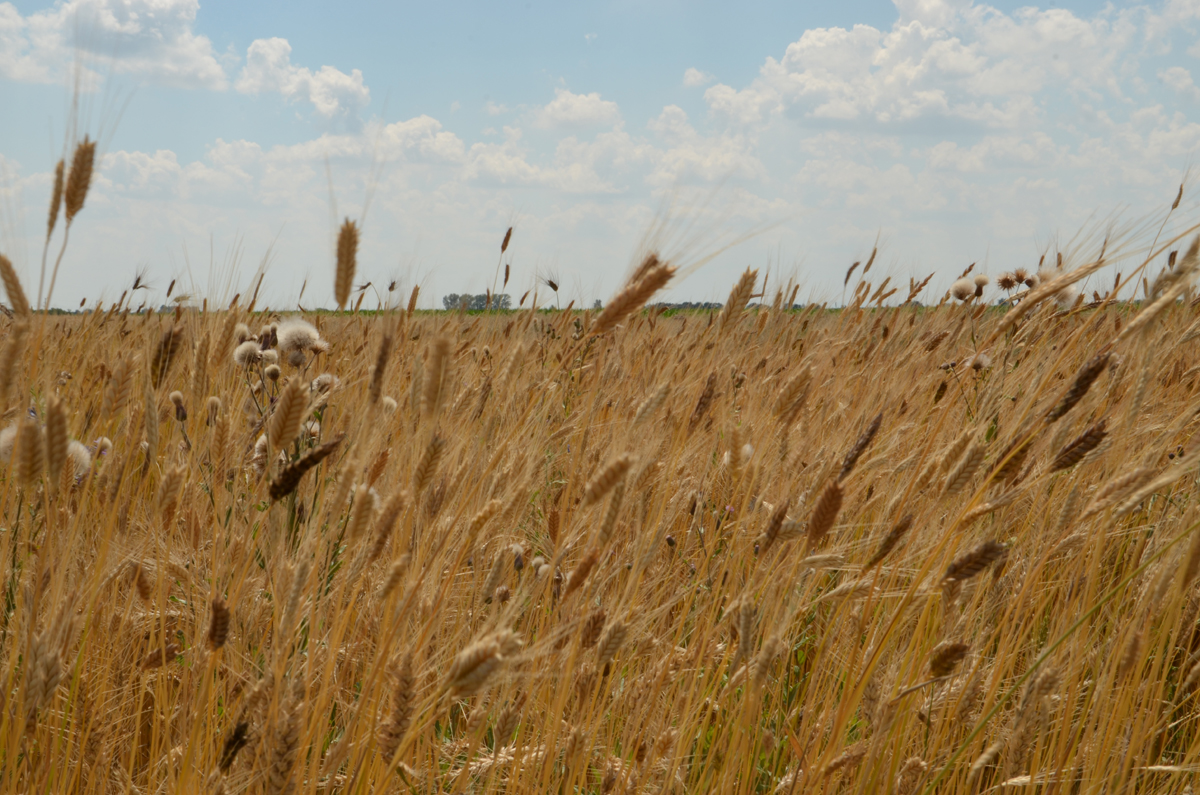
942, 442, 985, 496
943, 541, 1006, 584
929, 641, 969, 677
157, 465, 184, 527
1046, 352, 1110, 422
267, 377, 309, 453
839, 412, 882, 481
807, 480, 842, 547
150, 325, 184, 389
864, 514, 913, 570
64, 136, 96, 224
580, 609, 606, 649
413, 435, 445, 495
596, 621, 628, 668
335, 217, 358, 310
757, 499, 790, 556
719, 268, 757, 333
207, 597, 231, 650
688, 372, 717, 432
44, 395, 68, 490
990, 435, 1032, 484
448, 630, 521, 697
218, 721, 251, 772
46, 159, 64, 240
1049, 420, 1108, 472
377, 654, 414, 759
421, 337, 450, 419
14, 416, 43, 488
584, 454, 632, 506
369, 333, 393, 404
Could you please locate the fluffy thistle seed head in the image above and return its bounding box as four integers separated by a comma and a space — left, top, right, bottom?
973, 274, 989, 298
950, 278, 975, 301
265, 364, 281, 381
277, 318, 325, 359
205, 396, 222, 425
169, 391, 187, 421
233, 341, 261, 367
967, 352, 991, 371
311, 373, 340, 394
0, 424, 16, 461
67, 440, 91, 479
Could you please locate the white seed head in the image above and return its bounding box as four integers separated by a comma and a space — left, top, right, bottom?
233, 340, 262, 367
950, 278, 975, 301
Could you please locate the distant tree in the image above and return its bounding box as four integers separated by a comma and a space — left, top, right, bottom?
442, 293, 513, 310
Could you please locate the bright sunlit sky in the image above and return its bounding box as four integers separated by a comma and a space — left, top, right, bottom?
2, 0, 1200, 309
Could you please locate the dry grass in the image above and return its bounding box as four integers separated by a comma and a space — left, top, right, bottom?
7, 193, 1200, 795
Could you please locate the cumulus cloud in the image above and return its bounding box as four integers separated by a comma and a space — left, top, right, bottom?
702, 3, 1136, 130
1160, 65, 1200, 99
235, 37, 370, 118
646, 105, 765, 185
533, 88, 621, 129
10, 0, 1200, 311
0, 0, 226, 88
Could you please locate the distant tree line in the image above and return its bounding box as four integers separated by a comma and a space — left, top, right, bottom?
441, 293, 513, 310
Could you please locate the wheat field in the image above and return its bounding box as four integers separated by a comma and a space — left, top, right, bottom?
5, 143, 1200, 794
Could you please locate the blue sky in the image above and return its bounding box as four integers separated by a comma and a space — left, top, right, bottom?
1, 0, 1199, 309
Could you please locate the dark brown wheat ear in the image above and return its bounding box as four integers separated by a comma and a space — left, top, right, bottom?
207, 597, 231, 650
807, 480, 843, 547
335, 217, 359, 310
150, 325, 185, 389
839, 411, 883, 481
46, 159, 64, 241
1045, 352, 1110, 422
269, 434, 345, 501
64, 136, 96, 224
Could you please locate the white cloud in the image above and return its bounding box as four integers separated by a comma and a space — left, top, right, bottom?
235, 37, 369, 119
701, 4, 1136, 131
0, 0, 226, 88
647, 105, 765, 185
9, 0, 1200, 311
1160, 65, 1200, 99
894, 0, 970, 28
926, 132, 1059, 172
532, 88, 621, 129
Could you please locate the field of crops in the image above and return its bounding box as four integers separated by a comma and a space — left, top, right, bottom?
5, 139, 1200, 794
1, 242, 1200, 795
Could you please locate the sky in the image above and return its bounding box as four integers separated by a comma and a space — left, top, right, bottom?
2, 0, 1200, 310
